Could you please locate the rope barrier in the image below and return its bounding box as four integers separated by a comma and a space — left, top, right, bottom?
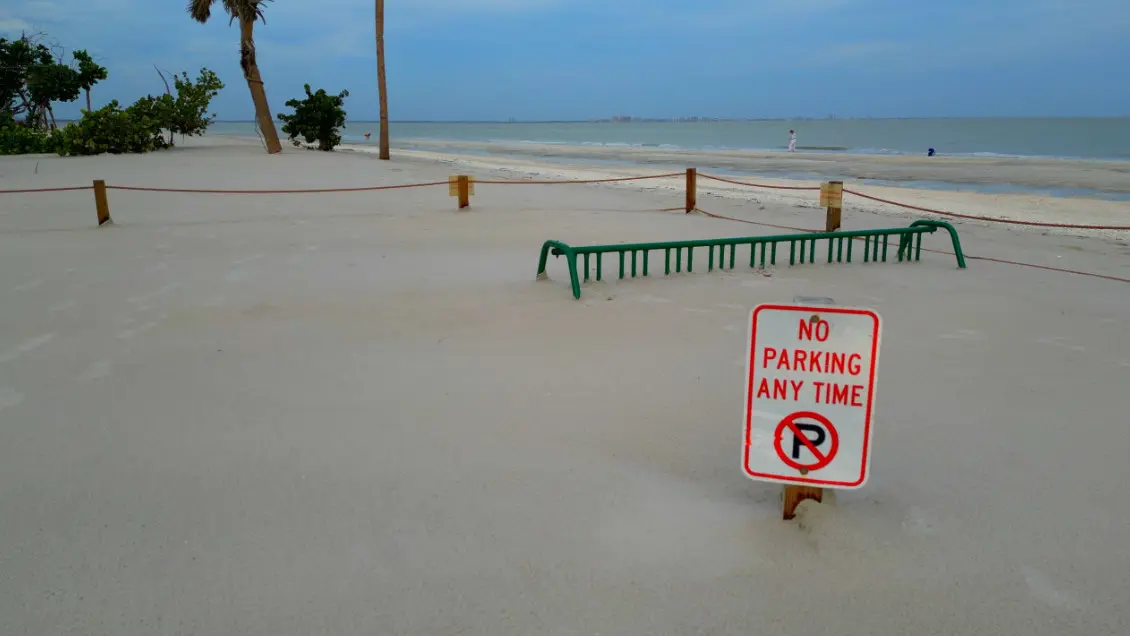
476, 173, 683, 185
698, 173, 821, 191
3, 170, 1125, 232
104, 181, 451, 194
693, 207, 1130, 284
0, 185, 93, 194
696, 172, 1128, 231
842, 188, 1130, 231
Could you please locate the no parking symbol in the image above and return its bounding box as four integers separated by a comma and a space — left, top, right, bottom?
774, 411, 838, 473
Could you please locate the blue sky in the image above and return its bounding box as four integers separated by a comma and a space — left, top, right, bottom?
3, 0, 1129, 121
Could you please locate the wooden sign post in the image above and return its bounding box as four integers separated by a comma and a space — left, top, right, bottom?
820, 181, 843, 232
93, 179, 112, 226
685, 168, 697, 213
449, 175, 474, 209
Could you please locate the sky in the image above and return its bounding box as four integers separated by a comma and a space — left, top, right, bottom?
2, 0, 1129, 121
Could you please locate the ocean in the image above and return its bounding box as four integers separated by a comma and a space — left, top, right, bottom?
208, 118, 1130, 160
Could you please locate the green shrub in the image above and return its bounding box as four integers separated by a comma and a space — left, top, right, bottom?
276, 84, 349, 151
52, 99, 169, 156
0, 122, 56, 155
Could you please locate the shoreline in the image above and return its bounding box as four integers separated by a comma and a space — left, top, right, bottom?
382, 139, 1130, 196
318, 140, 1130, 240
209, 131, 1130, 200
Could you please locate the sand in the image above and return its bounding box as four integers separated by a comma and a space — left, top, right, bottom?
2, 137, 1129, 635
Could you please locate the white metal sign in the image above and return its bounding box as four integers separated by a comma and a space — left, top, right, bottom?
742, 303, 882, 489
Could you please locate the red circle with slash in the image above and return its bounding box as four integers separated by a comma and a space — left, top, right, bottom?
774, 411, 839, 472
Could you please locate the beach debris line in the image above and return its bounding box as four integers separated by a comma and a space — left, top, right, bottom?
742, 302, 882, 519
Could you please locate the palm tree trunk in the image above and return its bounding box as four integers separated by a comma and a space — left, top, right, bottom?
238, 17, 282, 155
85, 89, 91, 112
375, 0, 390, 160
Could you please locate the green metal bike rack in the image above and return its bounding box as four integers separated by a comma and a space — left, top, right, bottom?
536, 219, 966, 299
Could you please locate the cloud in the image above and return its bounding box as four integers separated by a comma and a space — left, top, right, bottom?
0, 18, 32, 33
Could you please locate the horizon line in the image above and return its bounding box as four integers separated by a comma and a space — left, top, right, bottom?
210, 115, 1130, 124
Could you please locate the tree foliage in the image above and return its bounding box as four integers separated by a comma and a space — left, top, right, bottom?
276, 84, 350, 151
0, 34, 105, 130
1, 32, 225, 157
163, 68, 225, 139
73, 50, 108, 111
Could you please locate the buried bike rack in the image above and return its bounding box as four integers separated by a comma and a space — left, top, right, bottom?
536, 219, 966, 299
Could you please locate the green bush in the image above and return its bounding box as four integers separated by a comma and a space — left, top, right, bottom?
51, 99, 169, 156
165, 68, 224, 139
0, 122, 57, 155
276, 84, 349, 151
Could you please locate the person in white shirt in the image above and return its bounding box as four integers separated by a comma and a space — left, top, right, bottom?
788, 130, 797, 152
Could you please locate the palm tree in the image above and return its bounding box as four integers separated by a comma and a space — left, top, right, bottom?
375, 0, 390, 159
188, 0, 283, 154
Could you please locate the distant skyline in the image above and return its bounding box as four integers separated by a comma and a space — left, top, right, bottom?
4, 0, 1129, 121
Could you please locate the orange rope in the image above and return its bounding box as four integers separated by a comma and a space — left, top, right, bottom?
476, 172, 683, 185
692, 208, 1130, 284
843, 188, 1130, 231
0, 185, 93, 194
105, 181, 451, 194
698, 173, 821, 191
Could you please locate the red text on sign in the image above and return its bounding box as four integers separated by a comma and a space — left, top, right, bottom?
755, 378, 805, 401
812, 381, 865, 407
762, 348, 863, 376
798, 318, 830, 342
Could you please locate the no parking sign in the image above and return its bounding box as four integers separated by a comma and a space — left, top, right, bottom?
743, 303, 882, 489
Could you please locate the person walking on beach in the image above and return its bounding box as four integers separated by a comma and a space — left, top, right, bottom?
788, 130, 797, 152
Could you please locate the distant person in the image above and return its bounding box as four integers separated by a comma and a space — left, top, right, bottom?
928, 147, 936, 157
364, 132, 372, 140
788, 130, 797, 152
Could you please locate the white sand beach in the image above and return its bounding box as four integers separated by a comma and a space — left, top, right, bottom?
2, 137, 1129, 635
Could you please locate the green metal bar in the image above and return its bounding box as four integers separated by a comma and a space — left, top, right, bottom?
536, 222, 964, 298
909, 220, 967, 268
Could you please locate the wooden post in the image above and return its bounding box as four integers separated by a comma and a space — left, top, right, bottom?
450, 175, 473, 209
821, 180, 843, 232
685, 168, 697, 213
783, 483, 824, 520
93, 179, 111, 226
